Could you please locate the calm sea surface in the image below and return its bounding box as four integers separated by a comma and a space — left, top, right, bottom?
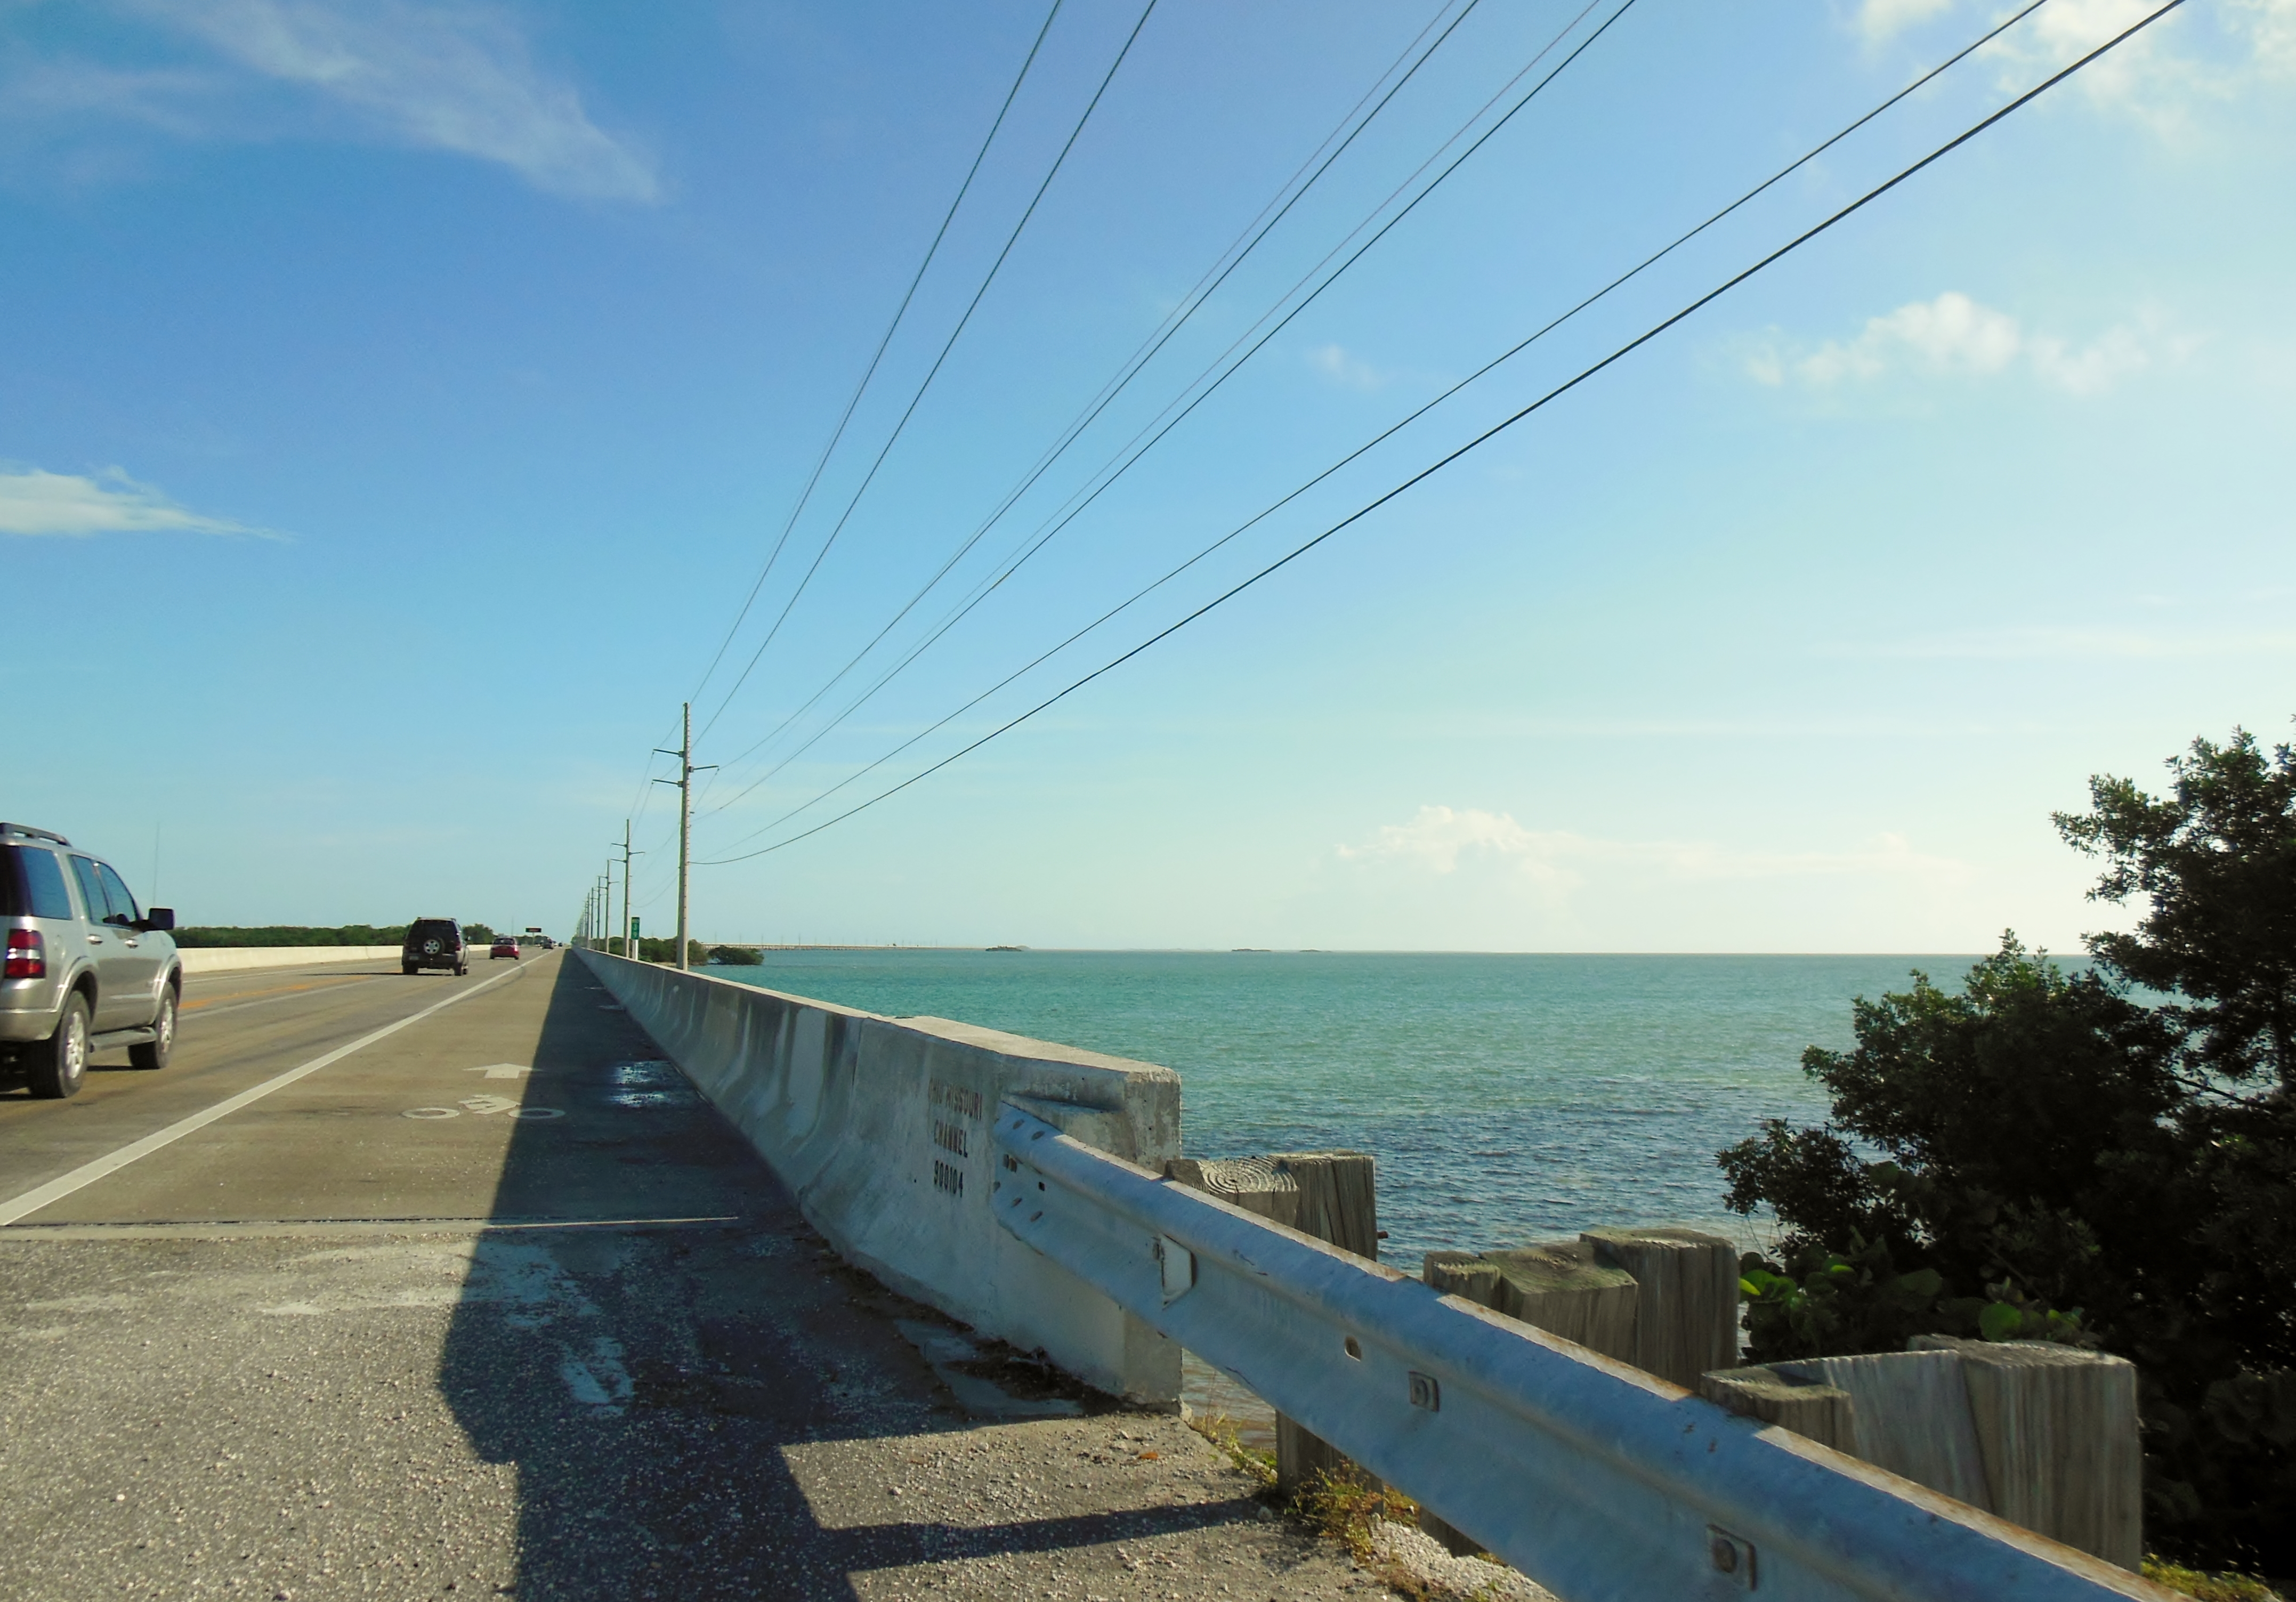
712, 950, 1982, 1268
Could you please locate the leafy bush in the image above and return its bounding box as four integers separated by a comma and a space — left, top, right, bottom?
707, 945, 762, 966
173, 924, 408, 947
605, 935, 708, 965
1720, 726, 2296, 1576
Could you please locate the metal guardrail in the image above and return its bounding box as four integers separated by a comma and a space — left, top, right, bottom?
992, 1105, 2162, 1602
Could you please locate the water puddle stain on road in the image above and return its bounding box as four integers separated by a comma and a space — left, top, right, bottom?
606, 1061, 699, 1110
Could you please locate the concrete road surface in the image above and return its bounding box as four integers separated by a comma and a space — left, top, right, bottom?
0, 951, 1380, 1601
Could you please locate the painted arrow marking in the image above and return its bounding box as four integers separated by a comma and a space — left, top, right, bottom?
465, 1064, 532, 1080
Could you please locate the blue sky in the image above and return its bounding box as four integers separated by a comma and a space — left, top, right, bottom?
4, 0, 2290, 951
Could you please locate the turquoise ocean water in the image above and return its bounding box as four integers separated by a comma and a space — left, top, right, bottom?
713, 950, 1980, 1269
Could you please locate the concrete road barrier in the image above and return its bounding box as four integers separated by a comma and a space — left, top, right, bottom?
576, 949, 1183, 1404
177, 945, 404, 974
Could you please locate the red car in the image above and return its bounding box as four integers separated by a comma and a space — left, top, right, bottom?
489, 937, 520, 960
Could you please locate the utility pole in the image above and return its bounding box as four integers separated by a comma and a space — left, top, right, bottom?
654, 701, 716, 973
613, 822, 642, 961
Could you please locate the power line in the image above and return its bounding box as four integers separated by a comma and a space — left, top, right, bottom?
685, 0, 1069, 710
694, 0, 2185, 866
697, 0, 2063, 843
696, 0, 1163, 746
697, 0, 1497, 782
699, 0, 1632, 814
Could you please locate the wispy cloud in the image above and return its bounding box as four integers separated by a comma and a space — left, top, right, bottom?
1744, 292, 2191, 397
1857, 0, 2294, 126
5, 0, 658, 201
1856, 0, 1958, 42
1337, 805, 1969, 894
1824, 624, 2296, 660
1307, 342, 1389, 392
0, 466, 272, 537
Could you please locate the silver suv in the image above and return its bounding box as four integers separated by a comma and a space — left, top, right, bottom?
1, 823, 181, 1098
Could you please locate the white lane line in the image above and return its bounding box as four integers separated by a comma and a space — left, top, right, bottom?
0, 964, 529, 1227
182, 976, 392, 1022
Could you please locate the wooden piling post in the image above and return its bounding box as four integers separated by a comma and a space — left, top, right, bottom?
1712, 1340, 2143, 1570
1580, 1225, 1740, 1388
1164, 1151, 1377, 1500
1696, 1367, 1857, 1454
1420, 1241, 1640, 1555
1910, 1337, 2143, 1569
1427, 1242, 1639, 1367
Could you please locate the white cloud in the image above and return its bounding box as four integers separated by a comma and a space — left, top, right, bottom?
0, 466, 269, 537
1828, 625, 2296, 659
1337, 805, 1970, 896
1307, 343, 1387, 392
1976, 0, 2290, 124
10, 1, 658, 201
1855, 0, 2293, 126
1984, 0, 2194, 120
1857, 0, 1957, 42
1747, 292, 2188, 397
2232, 0, 2296, 73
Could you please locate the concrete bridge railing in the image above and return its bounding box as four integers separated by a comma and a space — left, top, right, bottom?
574, 950, 1182, 1403
178, 945, 405, 974
587, 951, 2172, 1602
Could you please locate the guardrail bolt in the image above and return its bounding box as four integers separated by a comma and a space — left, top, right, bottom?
1408, 1371, 1440, 1412
1707, 1526, 1756, 1589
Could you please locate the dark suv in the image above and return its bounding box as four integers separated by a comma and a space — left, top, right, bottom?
401, 918, 467, 976
2, 822, 181, 1098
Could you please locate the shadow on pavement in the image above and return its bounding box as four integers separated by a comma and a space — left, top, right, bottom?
436, 957, 1228, 1599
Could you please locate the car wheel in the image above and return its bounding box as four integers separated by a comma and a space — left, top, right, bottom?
455, 964, 468, 977
130, 988, 176, 1070
402, 962, 418, 975
31, 993, 91, 1099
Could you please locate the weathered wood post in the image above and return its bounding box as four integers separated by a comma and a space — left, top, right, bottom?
1580, 1225, 1741, 1388
1701, 1340, 2143, 1569
1424, 1242, 1639, 1364
1418, 1241, 1643, 1556
1913, 1336, 2143, 1569
1165, 1151, 1376, 1498
1696, 1367, 1857, 1453
1415, 1225, 1738, 1555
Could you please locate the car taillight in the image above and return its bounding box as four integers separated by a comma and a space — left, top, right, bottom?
4, 929, 44, 979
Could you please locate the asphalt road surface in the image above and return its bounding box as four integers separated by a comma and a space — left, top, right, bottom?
0, 951, 1383, 1601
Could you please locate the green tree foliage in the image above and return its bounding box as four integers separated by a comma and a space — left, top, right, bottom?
2056, 726, 2296, 1089
1720, 725, 2296, 1575
173, 925, 408, 947
604, 936, 707, 965
707, 945, 762, 966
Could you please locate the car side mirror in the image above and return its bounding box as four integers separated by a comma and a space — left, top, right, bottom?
143, 907, 175, 932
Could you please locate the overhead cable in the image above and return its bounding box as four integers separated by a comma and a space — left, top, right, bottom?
684, 0, 1070, 711
699, 0, 1632, 814
698, 0, 1498, 780
693, 0, 2185, 865
697, 0, 1163, 745
698, 0, 2060, 840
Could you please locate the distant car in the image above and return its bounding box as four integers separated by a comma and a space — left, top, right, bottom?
489, 937, 519, 960
1, 822, 182, 1097
401, 918, 467, 976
